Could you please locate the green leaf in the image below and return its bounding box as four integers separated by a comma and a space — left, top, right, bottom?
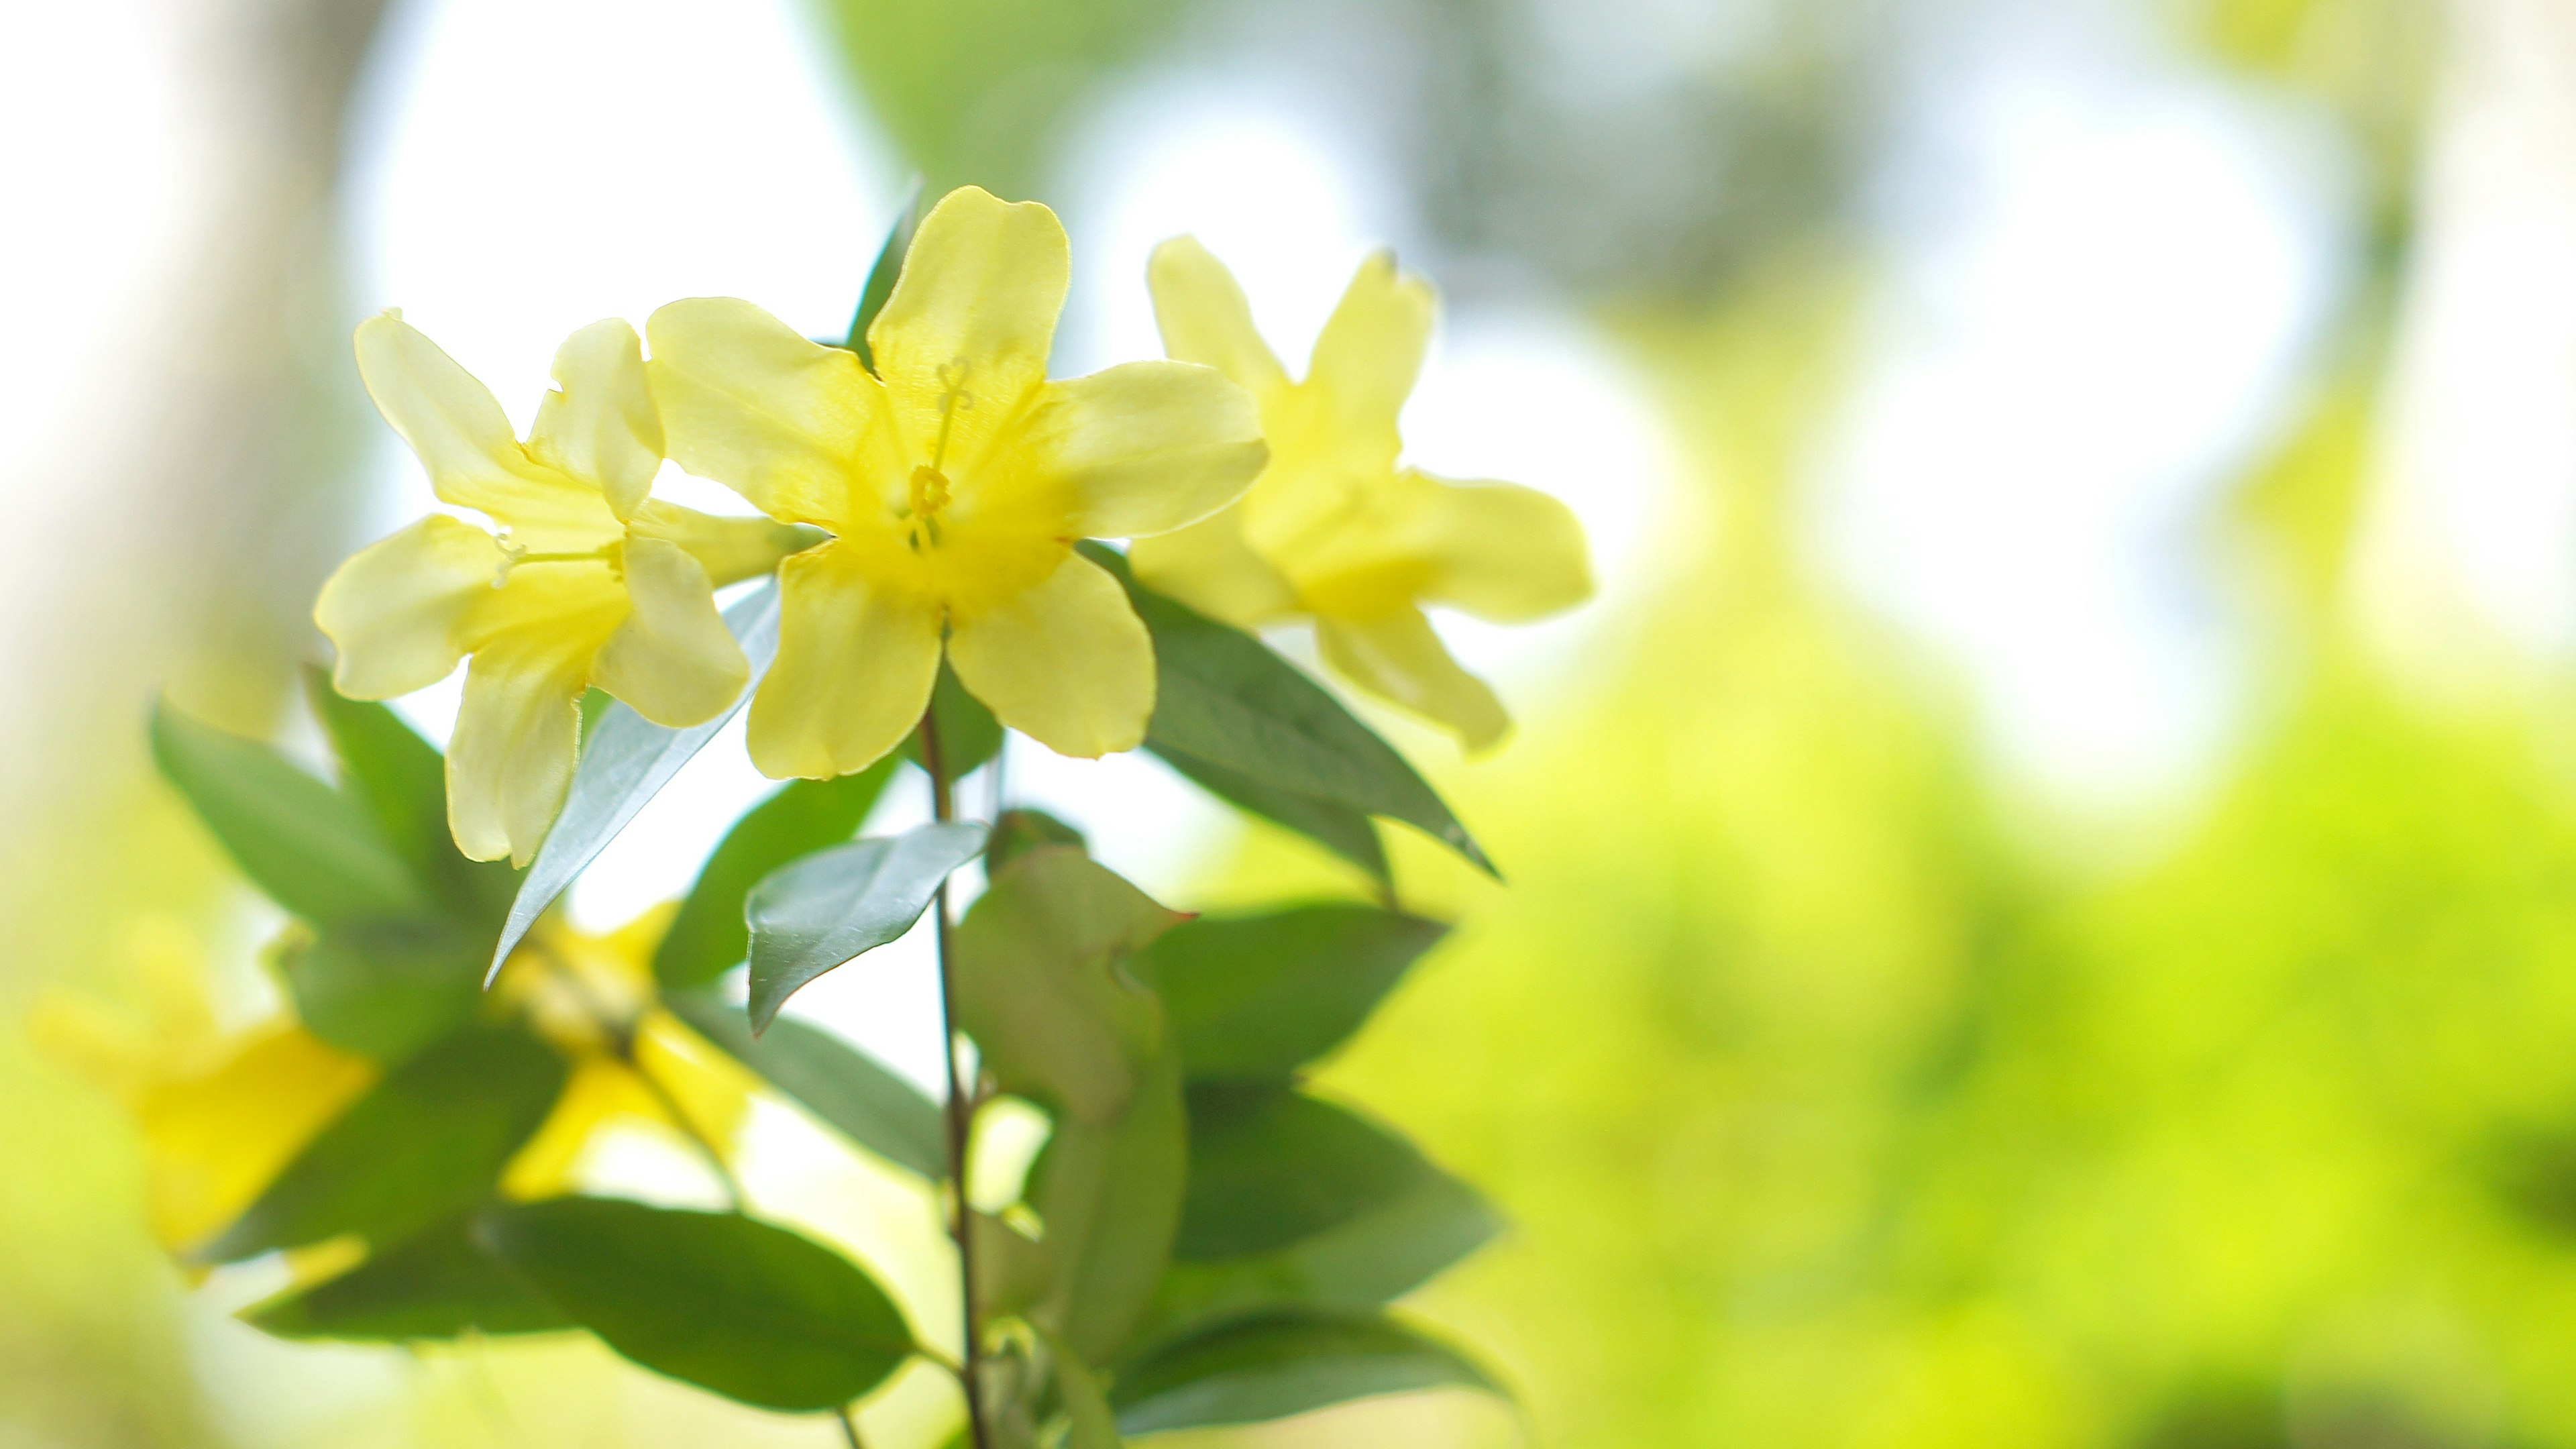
900, 659, 1004, 778
745, 819, 990, 1032
302, 669, 517, 924
1082, 545, 1493, 876
846, 179, 922, 372
985, 807, 1085, 874
490, 581, 780, 983
1148, 905, 1447, 1081
478, 1197, 917, 1413
244, 1216, 572, 1341
276, 915, 484, 1062
973, 1210, 1055, 1320
1150, 744, 1389, 885
1177, 1087, 1430, 1261
1110, 1309, 1503, 1436
1035, 1044, 1187, 1365
953, 847, 1183, 1124
151, 698, 428, 924
1146, 1169, 1500, 1340
666, 989, 945, 1179
1034, 1325, 1123, 1449
201, 1024, 564, 1262
657, 762, 899, 990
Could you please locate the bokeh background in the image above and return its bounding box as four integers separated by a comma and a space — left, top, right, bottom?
11, 0, 2576, 1444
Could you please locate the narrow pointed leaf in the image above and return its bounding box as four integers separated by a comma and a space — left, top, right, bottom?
277, 915, 484, 1062
656, 761, 899, 990
151, 699, 427, 924
846, 178, 923, 372
478, 1197, 917, 1413
488, 580, 781, 983
1110, 1310, 1503, 1436
1082, 545, 1493, 876
667, 989, 945, 1178
744, 818, 989, 1032
1176, 1087, 1430, 1262
1146, 1168, 1500, 1340
1037, 1044, 1188, 1366
1147, 906, 1448, 1081
201, 1025, 564, 1262
245, 1216, 573, 1341
303, 669, 519, 925
1150, 744, 1389, 885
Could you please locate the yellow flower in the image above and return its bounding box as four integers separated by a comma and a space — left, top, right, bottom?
1132, 239, 1593, 752
645, 186, 1268, 779
316, 313, 808, 864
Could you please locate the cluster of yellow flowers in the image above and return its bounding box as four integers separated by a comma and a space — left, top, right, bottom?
318, 186, 1591, 865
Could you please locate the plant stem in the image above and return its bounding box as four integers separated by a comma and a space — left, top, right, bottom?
917, 704, 991, 1449
835, 1405, 867, 1449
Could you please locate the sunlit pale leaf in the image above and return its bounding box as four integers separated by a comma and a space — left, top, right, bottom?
1035, 1044, 1187, 1366
743, 818, 989, 1032
1148, 744, 1389, 885
655, 761, 898, 990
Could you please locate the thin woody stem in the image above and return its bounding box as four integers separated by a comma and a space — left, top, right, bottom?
835, 1405, 867, 1449
917, 704, 991, 1449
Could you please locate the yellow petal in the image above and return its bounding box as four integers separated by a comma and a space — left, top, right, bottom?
313, 515, 502, 699
590, 537, 747, 729
630, 500, 820, 587
1147, 236, 1290, 398
1391, 470, 1591, 621
637, 1010, 755, 1151
1303, 250, 1434, 472
136, 1027, 376, 1252
947, 551, 1153, 758
354, 312, 620, 550
1128, 507, 1298, 629
529, 318, 663, 521
448, 586, 621, 863
502, 1057, 650, 1199
1316, 607, 1509, 753
748, 545, 944, 780
867, 186, 1068, 475
1030, 362, 1266, 539
646, 297, 890, 529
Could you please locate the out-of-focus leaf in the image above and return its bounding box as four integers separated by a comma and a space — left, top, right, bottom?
986, 808, 1085, 873
1148, 906, 1448, 1081
953, 847, 1183, 1123
1034, 1324, 1123, 1449
244, 1216, 572, 1340
1035, 1045, 1187, 1366
478, 1197, 916, 1413
1083, 545, 1493, 876
489, 581, 780, 982
1149, 745, 1389, 886
745, 819, 989, 1032
900, 660, 1004, 779
151, 699, 428, 924
667, 990, 945, 1179
973, 1210, 1054, 1320
847, 180, 922, 373
1176, 1087, 1429, 1261
1146, 1169, 1501, 1339
202, 1025, 564, 1262
657, 762, 898, 990
277, 916, 483, 1062
303, 669, 516, 922
1110, 1309, 1502, 1436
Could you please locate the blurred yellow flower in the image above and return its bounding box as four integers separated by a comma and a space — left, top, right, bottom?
317, 313, 808, 865
1133, 239, 1592, 751
490, 904, 756, 1200
28, 922, 376, 1254
646, 186, 1267, 779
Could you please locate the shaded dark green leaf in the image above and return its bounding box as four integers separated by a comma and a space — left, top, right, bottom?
478, 1197, 916, 1413
953, 847, 1181, 1123
1083, 545, 1491, 875
1035, 1044, 1187, 1366
901, 659, 1004, 778
202, 1025, 564, 1262
277, 915, 484, 1062
1111, 1309, 1501, 1436
152, 699, 427, 924
1177, 1087, 1429, 1261
490, 581, 780, 983
745, 818, 989, 1032
667, 989, 945, 1179
1148, 906, 1447, 1082
657, 762, 898, 991
245, 1216, 572, 1341
1149, 744, 1389, 885
986, 808, 1085, 873
846, 179, 923, 372
303, 669, 517, 924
